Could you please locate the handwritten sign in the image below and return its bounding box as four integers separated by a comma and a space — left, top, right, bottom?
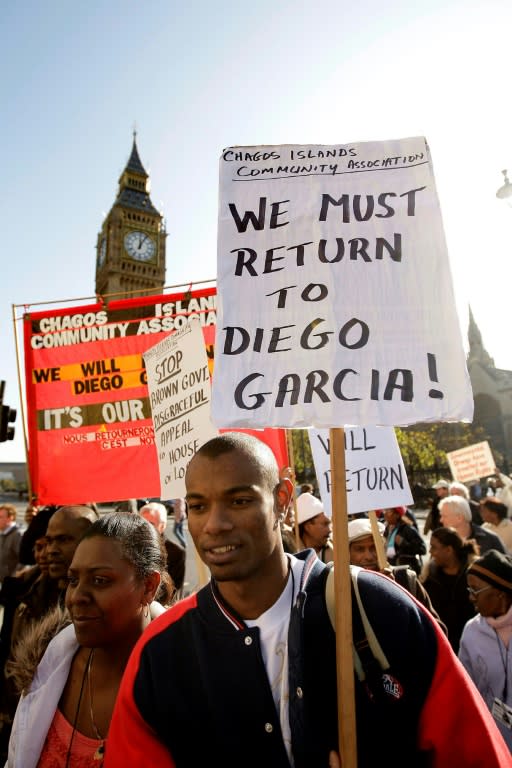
143, 319, 218, 498
213, 138, 473, 429
309, 426, 413, 516
446, 441, 495, 484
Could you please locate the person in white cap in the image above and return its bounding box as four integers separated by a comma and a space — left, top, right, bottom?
296, 492, 333, 563
348, 517, 444, 625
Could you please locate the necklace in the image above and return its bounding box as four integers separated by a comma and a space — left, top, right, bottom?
65, 649, 92, 768
87, 649, 106, 761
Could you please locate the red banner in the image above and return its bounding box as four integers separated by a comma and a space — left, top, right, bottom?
23, 288, 288, 505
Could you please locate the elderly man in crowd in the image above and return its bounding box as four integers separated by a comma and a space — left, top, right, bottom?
449, 480, 483, 525
140, 502, 186, 597
439, 495, 506, 555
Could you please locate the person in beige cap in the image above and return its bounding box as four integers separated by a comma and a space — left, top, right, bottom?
296, 492, 333, 563
347, 517, 443, 625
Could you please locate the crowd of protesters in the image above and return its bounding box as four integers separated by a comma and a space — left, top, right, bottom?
0, 452, 511, 765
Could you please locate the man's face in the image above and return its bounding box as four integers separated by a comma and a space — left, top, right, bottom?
0, 508, 12, 531
304, 513, 332, 549
439, 503, 460, 529
46, 513, 88, 581
186, 450, 283, 584
436, 486, 449, 499
140, 508, 165, 535
349, 535, 378, 570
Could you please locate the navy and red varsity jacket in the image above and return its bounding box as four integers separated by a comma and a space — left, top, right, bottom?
105, 551, 510, 767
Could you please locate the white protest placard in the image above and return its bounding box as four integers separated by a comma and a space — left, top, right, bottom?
213, 138, 474, 429
446, 440, 495, 484
309, 426, 413, 516
143, 319, 218, 498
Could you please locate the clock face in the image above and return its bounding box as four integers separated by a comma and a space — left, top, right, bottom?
124, 230, 156, 261
98, 237, 107, 266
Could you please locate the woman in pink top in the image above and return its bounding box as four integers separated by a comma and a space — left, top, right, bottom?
7, 513, 173, 768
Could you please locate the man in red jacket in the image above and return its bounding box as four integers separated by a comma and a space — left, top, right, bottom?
106, 433, 510, 768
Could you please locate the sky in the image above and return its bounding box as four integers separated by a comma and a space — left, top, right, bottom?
2, 0, 512, 463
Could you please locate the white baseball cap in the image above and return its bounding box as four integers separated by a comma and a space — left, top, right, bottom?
296, 493, 324, 524
347, 517, 384, 543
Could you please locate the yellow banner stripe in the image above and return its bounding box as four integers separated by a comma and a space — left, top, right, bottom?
32, 354, 143, 383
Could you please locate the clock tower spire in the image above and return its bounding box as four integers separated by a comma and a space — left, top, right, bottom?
95, 135, 167, 300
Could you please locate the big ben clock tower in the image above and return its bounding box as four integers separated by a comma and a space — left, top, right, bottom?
95, 134, 166, 299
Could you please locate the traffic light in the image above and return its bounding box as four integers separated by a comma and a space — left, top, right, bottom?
0, 380, 16, 442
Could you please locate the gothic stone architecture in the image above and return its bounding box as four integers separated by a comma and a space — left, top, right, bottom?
95, 136, 166, 299
467, 307, 512, 469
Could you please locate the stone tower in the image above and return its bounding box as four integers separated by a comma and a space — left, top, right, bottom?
95, 135, 166, 299
467, 307, 512, 467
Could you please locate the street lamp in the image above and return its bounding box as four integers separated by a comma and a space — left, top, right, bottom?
496, 169, 512, 207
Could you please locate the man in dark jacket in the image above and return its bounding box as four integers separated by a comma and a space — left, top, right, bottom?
106, 433, 509, 768
439, 495, 506, 555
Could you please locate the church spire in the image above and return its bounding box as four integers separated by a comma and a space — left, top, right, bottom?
124, 131, 148, 178
116, 134, 158, 214
467, 306, 494, 367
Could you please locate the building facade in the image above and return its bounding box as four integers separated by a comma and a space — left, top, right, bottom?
467, 307, 512, 469
95, 135, 166, 300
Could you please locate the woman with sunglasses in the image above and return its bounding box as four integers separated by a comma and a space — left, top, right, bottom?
459, 550, 512, 753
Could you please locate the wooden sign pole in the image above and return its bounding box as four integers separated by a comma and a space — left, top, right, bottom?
368, 509, 389, 571
284, 430, 301, 549
329, 427, 357, 768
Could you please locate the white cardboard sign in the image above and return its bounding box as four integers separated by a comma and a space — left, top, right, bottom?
213, 138, 473, 429
309, 426, 413, 516
143, 319, 218, 498
446, 441, 495, 484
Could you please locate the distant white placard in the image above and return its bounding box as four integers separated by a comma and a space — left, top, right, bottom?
446, 441, 495, 484
213, 138, 473, 429
309, 426, 413, 516
143, 319, 218, 498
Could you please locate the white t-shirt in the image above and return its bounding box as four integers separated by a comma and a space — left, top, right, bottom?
245, 554, 303, 765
